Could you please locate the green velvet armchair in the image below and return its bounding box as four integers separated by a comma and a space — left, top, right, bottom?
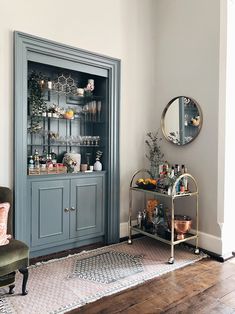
0, 187, 29, 295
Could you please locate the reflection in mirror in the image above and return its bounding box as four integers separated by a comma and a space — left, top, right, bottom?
161, 96, 202, 146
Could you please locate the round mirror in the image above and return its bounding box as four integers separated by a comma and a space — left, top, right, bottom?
161, 96, 202, 146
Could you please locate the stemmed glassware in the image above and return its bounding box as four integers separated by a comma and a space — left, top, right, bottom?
91, 101, 97, 121
83, 104, 89, 121
97, 101, 101, 122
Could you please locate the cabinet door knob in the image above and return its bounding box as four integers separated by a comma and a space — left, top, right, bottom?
64, 207, 70, 212
70, 207, 76, 211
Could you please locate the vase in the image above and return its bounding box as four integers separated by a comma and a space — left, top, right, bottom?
94, 160, 102, 171
150, 164, 159, 179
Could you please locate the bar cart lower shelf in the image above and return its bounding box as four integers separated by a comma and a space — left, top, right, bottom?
128, 169, 200, 264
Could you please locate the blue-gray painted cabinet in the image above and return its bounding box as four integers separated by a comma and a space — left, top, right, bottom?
28, 173, 105, 257
70, 176, 105, 240
30, 178, 70, 248
14, 32, 120, 257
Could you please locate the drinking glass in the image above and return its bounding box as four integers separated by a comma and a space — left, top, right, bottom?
97, 101, 101, 122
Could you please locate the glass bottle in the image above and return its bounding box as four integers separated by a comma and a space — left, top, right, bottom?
34, 156, 40, 169
33, 149, 39, 162
28, 156, 34, 169
141, 210, 147, 230
51, 150, 57, 164
137, 211, 142, 229
183, 167, 188, 191
47, 154, 53, 169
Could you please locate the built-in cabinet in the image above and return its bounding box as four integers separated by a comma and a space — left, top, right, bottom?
29, 173, 105, 255
14, 32, 120, 257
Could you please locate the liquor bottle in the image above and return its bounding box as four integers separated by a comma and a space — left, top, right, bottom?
174, 164, 181, 193
174, 164, 180, 176
180, 181, 185, 193
28, 156, 34, 169
51, 150, 57, 164
47, 154, 53, 169
33, 149, 39, 162
137, 211, 142, 229
183, 167, 188, 191
170, 166, 175, 178
141, 210, 147, 230
34, 156, 40, 169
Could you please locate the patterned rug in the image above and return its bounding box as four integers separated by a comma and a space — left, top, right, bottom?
69, 251, 144, 283
0, 237, 206, 314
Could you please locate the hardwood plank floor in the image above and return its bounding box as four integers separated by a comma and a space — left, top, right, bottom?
67, 258, 235, 314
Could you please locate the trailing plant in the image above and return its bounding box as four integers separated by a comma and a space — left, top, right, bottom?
27, 71, 47, 133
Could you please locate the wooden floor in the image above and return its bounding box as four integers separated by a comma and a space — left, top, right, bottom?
68, 257, 235, 314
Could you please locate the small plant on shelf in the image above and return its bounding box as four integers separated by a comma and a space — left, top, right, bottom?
95, 150, 103, 161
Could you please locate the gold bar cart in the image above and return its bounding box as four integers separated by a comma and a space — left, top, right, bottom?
128, 169, 200, 264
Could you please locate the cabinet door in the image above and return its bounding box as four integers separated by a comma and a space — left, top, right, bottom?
31, 179, 70, 247
70, 176, 105, 240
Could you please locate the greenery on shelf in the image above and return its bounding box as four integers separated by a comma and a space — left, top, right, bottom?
145, 130, 164, 179
28, 71, 47, 133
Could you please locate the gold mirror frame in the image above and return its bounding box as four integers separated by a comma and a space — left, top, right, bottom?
161, 96, 203, 146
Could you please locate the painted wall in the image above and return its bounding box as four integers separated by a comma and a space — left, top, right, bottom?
153, 0, 222, 253
0, 0, 156, 222
0, 0, 230, 255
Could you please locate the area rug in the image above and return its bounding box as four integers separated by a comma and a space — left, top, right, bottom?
0, 237, 206, 314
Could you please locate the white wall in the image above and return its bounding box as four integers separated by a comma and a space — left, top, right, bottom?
153, 0, 222, 253
1, 0, 232, 255
0, 0, 156, 223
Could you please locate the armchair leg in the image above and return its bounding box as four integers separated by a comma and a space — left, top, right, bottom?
9, 284, 15, 294
19, 268, 29, 295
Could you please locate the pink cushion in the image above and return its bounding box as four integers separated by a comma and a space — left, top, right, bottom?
0, 202, 12, 246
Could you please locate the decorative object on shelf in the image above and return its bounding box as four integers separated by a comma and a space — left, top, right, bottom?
145, 130, 164, 179
63, 153, 81, 173
84, 79, 95, 96
77, 88, 84, 96
173, 215, 192, 240
191, 115, 201, 126
53, 73, 77, 95
94, 150, 103, 171
161, 96, 203, 146
80, 164, 88, 172
146, 199, 159, 222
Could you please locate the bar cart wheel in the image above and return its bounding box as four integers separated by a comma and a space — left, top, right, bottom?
127, 239, 133, 245
194, 248, 200, 255
168, 257, 174, 264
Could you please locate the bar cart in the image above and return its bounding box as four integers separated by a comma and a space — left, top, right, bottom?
128, 169, 200, 264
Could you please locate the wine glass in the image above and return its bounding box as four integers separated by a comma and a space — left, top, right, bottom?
83, 104, 89, 122
91, 101, 97, 121
97, 101, 101, 122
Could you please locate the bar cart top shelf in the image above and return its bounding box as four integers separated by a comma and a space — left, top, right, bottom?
129, 169, 198, 199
